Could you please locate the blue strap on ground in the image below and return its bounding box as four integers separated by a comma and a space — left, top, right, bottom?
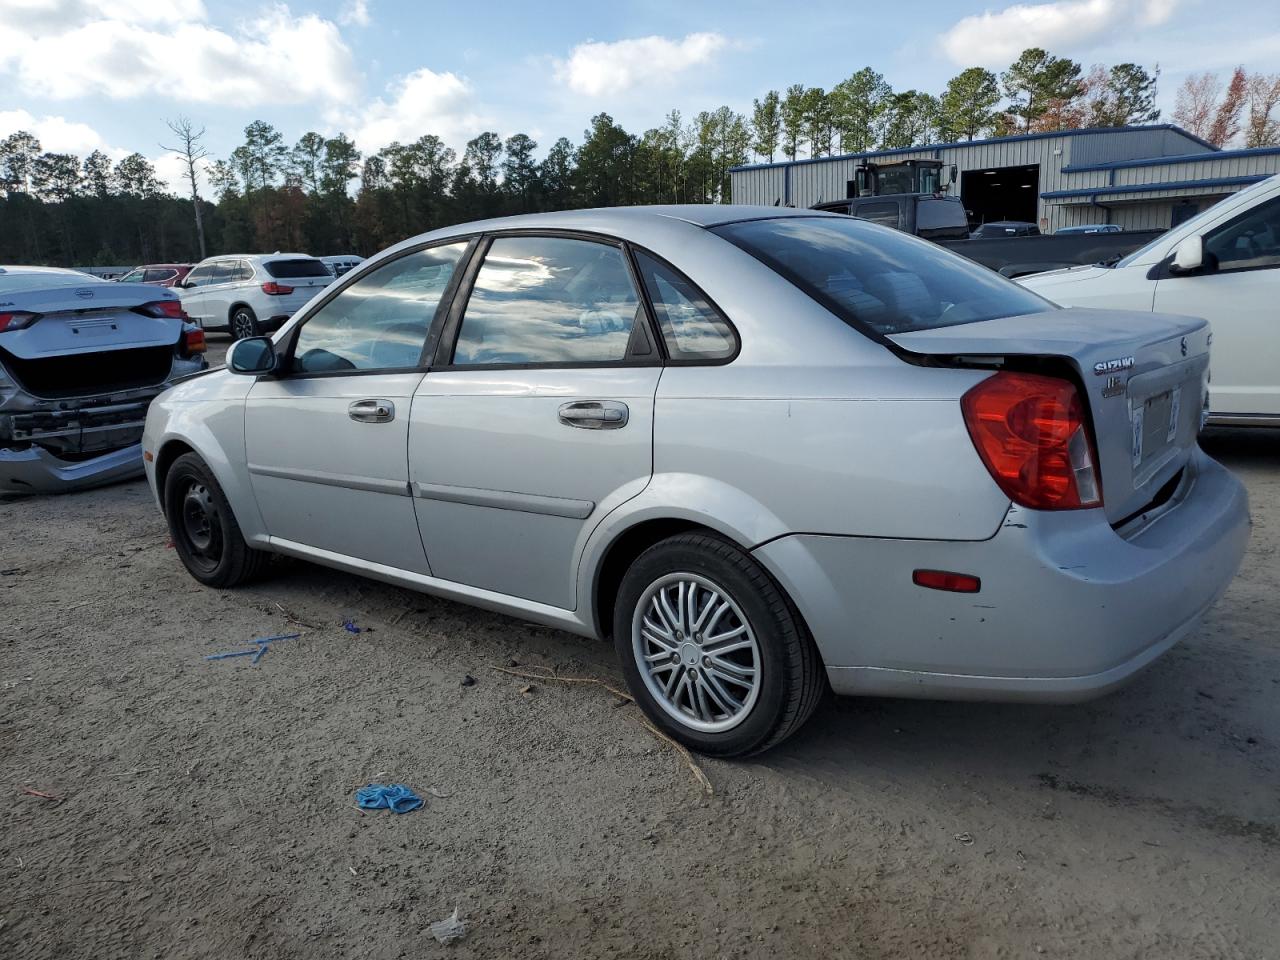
355, 783, 424, 814
254, 633, 300, 645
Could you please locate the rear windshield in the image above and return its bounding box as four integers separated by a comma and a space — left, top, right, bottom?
264, 259, 330, 279
0, 270, 106, 293
712, 216, 1053, 336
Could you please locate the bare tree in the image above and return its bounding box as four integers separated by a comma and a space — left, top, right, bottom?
1173, 72, 1220, 140
161, 116, 209, 259
1207, 67, 1247, 147
1246, 73, 1280, 147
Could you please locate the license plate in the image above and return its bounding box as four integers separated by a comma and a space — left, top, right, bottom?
1132, 388, 1177, 468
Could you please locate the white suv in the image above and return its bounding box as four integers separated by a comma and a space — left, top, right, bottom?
178, 254, 333, 340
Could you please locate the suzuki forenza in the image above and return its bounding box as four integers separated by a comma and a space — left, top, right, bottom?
143, 207, 1249, 756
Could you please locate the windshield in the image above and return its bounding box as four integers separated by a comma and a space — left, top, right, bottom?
712, 216, 1053, 336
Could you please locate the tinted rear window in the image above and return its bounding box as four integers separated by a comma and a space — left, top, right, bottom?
917, 199, 969, 231
265, 259, 330, 278
712, 216, 1052, 336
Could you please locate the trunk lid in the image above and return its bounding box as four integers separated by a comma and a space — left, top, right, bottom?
1, 281, 183, 361
889, 307, 1210, 524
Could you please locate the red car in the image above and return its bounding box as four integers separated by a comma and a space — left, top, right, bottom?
117, 264, 193, 287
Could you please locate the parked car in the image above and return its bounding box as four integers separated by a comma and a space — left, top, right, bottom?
178, 253, 333, 340
142, 207, 1248, 756
321, 255, 364, 277
971, 221, 1041, 238
116, 263, 193, 287
1021, 174, 1280, 424
1055, 224, 1121, 235
0, 266, 206, 494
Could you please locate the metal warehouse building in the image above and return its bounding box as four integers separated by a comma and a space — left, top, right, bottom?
729, 124, 1280, 233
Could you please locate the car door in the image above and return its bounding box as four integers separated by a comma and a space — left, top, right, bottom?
1153, 194, 1280, 418
201, 260, 237, 329
243, 240, 472, 572
178, 264, 212, 325
408, 233, 663, 610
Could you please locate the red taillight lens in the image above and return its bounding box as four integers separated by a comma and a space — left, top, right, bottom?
261, 281, 294, 295
913, 569, 981, 593
138, 299, 186, 320
180, 327, 206, 356
0, 311, 39, 332
961, 371, 1102, 510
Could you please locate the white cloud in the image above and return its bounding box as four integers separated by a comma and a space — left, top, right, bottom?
344, 67, 490, 153
938, 0, 1178, 66
0, 109, 127, 157
339, 0, 370, 26
0, 2, 358, 106
554, 32, 729, 97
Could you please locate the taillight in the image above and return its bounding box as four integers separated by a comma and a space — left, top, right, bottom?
961, 371, 1102, 510
180, 327, 206, 357
0, 311, 39, 332
137, 299, 186, 319
261, 281, 294, 295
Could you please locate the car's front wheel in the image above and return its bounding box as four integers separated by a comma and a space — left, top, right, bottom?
164, 452, 271, 588
230, 306, 260, 341
613, 532, 825, 756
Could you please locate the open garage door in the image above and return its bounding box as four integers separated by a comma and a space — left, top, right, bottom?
962, 164, 1039, 229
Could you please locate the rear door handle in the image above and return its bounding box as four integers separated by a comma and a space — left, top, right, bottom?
348, 399, 395, 423
558, 400, 629, 430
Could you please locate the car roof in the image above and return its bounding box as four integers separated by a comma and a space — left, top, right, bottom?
199, 252, 317, 262
0, 265, 99, 277
399, 204, 838, 249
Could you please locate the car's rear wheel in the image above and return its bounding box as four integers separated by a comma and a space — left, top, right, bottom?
613, 532, 825, 756
231, 306, 260, 341
164, 452, 270, 587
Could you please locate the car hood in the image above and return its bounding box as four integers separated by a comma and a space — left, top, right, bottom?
1017, 264, 1112, 290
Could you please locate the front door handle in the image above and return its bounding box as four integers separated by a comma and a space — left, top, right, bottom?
558, 400, 629, 430
348, 399, 395, 423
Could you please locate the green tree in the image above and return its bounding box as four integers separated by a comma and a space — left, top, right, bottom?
319, 134, 361, 195
751, 91, 782, 162
939, 67, 1000, 141
881, 91, 941, 148
501, 133, 540, 212
81, 149, 114, 198
539, 136, 577, 210
32, 153, 82, 202
206, 160, 240, 199
113, 153, 164, 197
230, 120, 287, 192
1002, 48, 1085, 132
1, 131, 42, 194
801, 87, 832, 157
574, 113, 636, 207
291, 132, 326, 192
830, 68, 892, 153
781, 84, 808, 161
1088, 63, 1161, 126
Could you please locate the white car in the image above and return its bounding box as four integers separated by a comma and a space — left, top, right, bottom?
178, 253, 333, 341
1021, 175, 1280, 425
321, 255, 363, 277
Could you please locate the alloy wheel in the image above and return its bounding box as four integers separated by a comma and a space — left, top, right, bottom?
631, 572, 761, 733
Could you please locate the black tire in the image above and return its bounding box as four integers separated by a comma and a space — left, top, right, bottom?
613, 533, 825, 757
164, 452, 271, 588
230, 306, 260, 341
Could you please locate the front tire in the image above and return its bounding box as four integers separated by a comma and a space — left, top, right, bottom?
613, 533, 825, 757
164, 453, 270, 588
230, 306, 260, 341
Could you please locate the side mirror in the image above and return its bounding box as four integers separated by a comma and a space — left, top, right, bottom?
1172, 235, 1205, 273
227, 336, 277, 375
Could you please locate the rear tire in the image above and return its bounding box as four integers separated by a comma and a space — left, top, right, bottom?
230, 306, 260, 341
164, 452, 270, 588
613, 532, 825, 757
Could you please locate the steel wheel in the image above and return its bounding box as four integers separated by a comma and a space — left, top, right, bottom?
179, 480, 223, 573
631, 572, 761, 733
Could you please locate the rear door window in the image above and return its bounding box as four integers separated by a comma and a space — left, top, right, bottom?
266, 258, 331, 279
142, 268, 176, 283
120, 268, 145, 283
852, 201, 900, 229
713, 216, 1052, 336
917, 199, 969, 232
206, 262, 235, 285
450, 236, 644, 366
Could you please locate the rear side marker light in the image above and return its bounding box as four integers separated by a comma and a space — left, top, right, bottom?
962, 371, 1102, 510
0, 311, 39, 332
261, 281, 294, 295
137, 299, 186, 320
913, 569, 981, 593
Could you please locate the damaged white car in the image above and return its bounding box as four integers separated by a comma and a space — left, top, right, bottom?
0, 266, 207, 495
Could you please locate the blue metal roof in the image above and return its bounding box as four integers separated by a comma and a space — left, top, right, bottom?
1042, 174, 1271, 200
728, 124, 1217, 174
1062, 144, 1280, 173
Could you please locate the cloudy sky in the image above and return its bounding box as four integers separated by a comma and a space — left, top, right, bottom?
1, 0, 1277, 191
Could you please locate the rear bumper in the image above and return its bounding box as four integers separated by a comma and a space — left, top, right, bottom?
754, 448, 1249, 702
0, 442, 144, 494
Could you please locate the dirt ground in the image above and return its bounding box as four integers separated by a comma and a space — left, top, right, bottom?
2, 348, 1278, 958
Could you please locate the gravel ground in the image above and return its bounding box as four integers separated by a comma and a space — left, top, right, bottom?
2, 393, 1277, 958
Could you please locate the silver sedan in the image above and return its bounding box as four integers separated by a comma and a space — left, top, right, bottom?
142, 206, 1249, 755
